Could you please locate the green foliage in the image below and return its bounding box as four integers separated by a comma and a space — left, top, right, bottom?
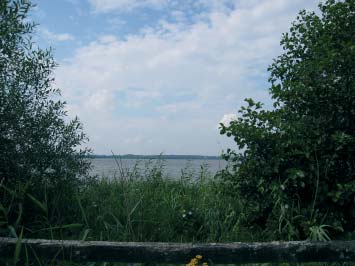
220, 0, 355, 240
1, 160, 247, 249
77, 160, 243, 243
0, 0, 90, 234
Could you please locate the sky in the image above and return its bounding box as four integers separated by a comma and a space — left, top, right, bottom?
31, 0, 320, 155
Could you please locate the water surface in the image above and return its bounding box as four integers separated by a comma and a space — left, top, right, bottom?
89, 158, 227, 179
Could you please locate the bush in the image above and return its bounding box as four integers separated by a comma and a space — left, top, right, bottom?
0, 0, 90, 232
220, 0, 355, 240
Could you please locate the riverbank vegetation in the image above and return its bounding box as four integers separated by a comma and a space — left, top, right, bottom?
1, 160, 249, 243
219, 0, 355, 241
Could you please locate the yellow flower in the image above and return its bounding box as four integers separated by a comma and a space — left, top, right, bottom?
187, 255, 204, 266
187, 258, 198, 266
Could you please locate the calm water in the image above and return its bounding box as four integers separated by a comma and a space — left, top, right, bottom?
89, 158, 227, 179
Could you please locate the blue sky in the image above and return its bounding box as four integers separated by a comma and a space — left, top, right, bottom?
31, 0, 319, 155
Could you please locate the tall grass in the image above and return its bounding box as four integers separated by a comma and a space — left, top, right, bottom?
1, 159, 249, 244
1, 160, 353, 265
0, 159, 253, 265
76, 159, 245, 242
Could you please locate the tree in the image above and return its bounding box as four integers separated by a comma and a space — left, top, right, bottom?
0, 0, 90, 226
220, 0, 355, 240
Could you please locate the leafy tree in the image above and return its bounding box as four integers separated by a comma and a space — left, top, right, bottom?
0, 0, 90, 228
220, 0, 355, 240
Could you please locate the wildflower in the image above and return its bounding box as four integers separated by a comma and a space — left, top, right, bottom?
186, 258, 198, 266
182, 214, 186, 218
188, 211, 193, 215
186, 255, 203, 266
202, 262, 208, 266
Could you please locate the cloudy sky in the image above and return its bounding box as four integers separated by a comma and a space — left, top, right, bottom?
31, 0, 320, 155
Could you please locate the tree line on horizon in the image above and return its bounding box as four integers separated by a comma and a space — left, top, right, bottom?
86, 154, 222, 160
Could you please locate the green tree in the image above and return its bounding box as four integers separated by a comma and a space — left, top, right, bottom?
220, 0, 355, 240
0, 0, 90, 228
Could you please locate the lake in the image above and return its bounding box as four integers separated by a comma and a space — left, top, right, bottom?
89, 158, 227, 179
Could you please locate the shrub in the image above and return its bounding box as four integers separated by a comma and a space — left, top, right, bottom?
0, 0, 90, 231
220, 0, 355, 240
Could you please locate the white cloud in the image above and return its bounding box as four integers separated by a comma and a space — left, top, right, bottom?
87, 89, 117, 111
88, 0, 168, 12
156, 101, 202, 115
124, 89, 161, 107
108, 17, 127, 29
220, 113, 238, 128
39, 28, 75, 42
56, 0, 319, 154
88, 0, 239, 13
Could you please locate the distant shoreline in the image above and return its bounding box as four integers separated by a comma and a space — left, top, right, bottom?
86, 154, 222, 160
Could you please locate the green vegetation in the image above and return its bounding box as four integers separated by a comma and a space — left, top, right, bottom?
0, 0, 90, 231
1, 160, 245, 243
220, 0, 355, 241
1, 0, 355, 264
73, 161, 244, 243
1, 161, 250, 265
